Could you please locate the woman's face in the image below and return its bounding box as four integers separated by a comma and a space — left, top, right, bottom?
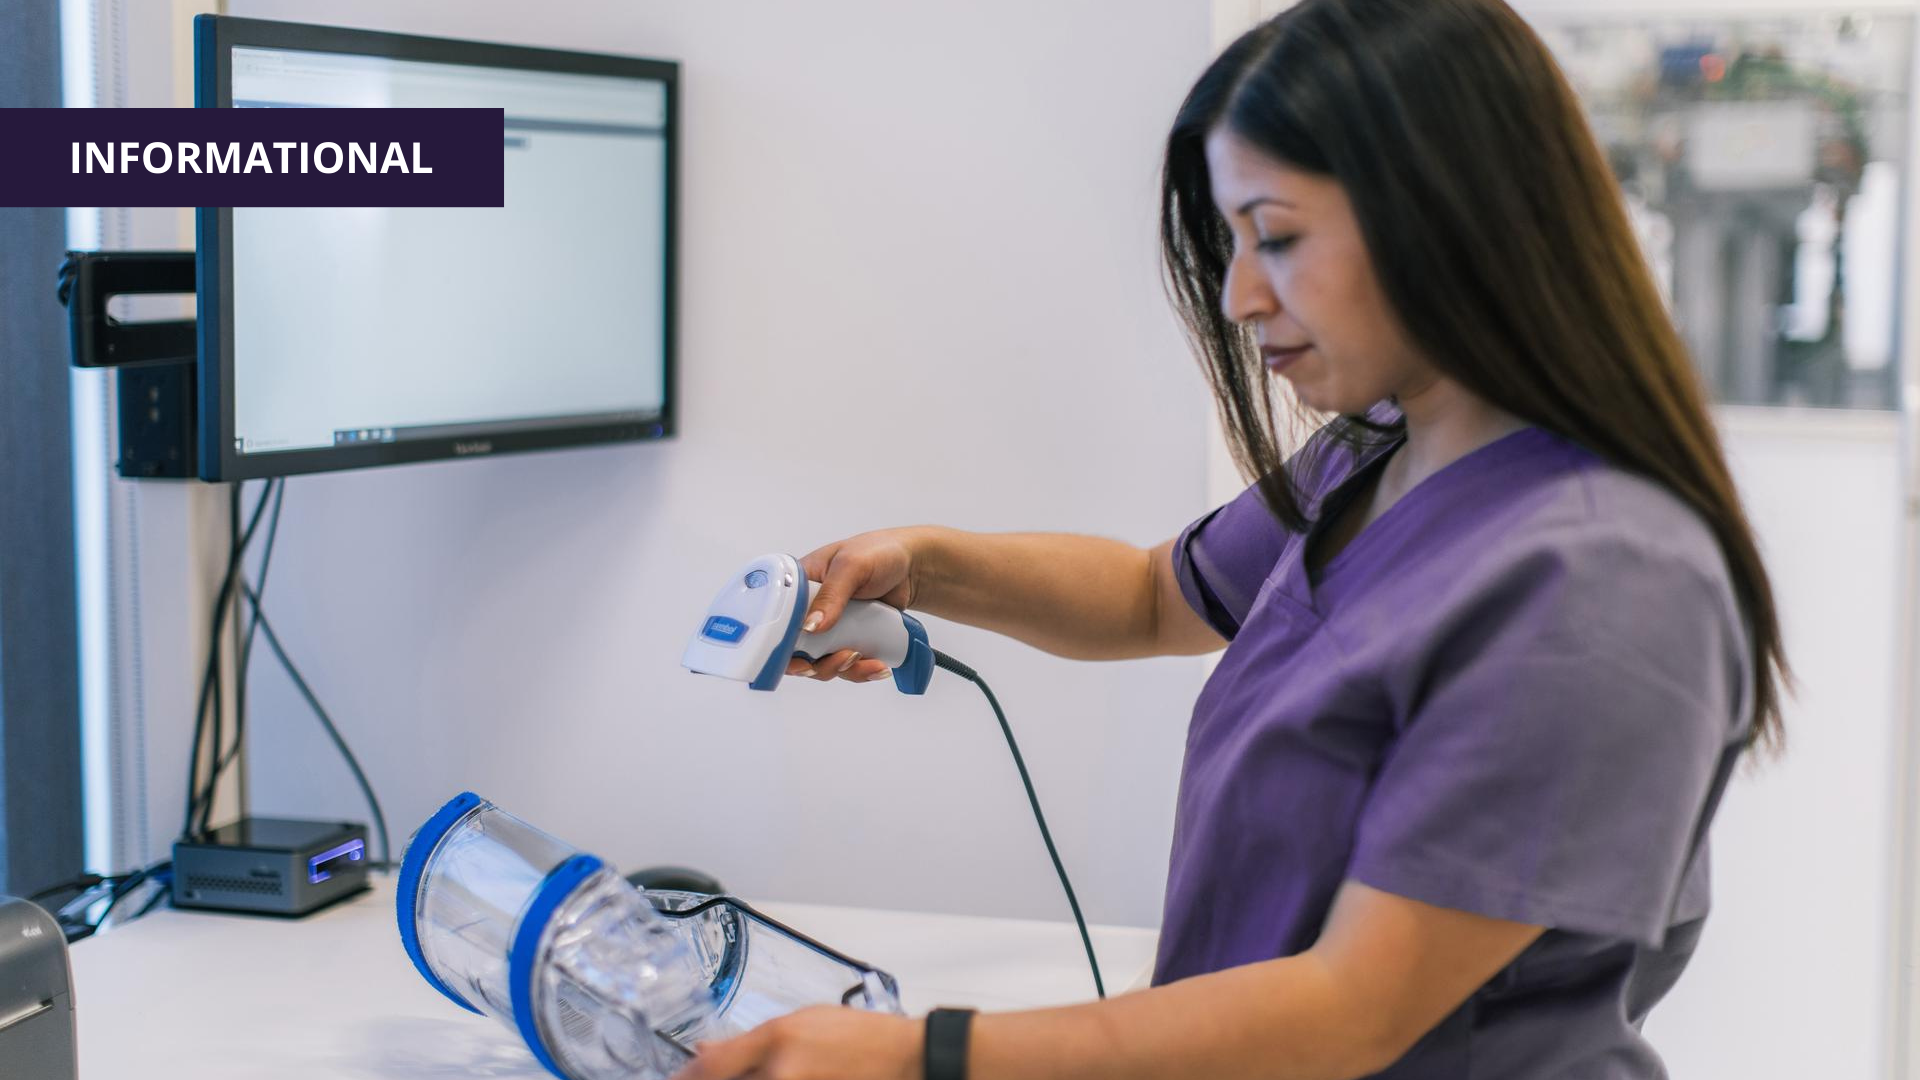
1205, 127, 1434, 415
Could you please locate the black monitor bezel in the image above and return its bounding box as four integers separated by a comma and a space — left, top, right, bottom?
193, 15, 678, 481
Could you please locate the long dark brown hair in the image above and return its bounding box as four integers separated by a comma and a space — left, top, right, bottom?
1160, 0, 1787, 749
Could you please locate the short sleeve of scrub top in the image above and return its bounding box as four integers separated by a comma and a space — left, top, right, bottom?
1159, 422, 1752, 1079
1172, 481, 1289, 638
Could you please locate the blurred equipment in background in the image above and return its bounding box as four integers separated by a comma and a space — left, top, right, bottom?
1542, 14, 1912, 410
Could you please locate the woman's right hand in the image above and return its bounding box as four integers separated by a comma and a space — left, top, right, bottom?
785, 528, 931, 683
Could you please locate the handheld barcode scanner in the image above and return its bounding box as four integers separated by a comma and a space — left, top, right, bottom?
680, 553, 936, 693
678, 551, 1108, 999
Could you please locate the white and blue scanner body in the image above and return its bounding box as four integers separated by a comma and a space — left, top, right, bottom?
681, 554, 934, 693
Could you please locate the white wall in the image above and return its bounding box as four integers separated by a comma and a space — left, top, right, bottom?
1642, 411, 1906, 1080
213, 0, 1216, 928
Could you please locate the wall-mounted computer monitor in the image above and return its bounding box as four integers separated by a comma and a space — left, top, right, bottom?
194, 16, 676, 480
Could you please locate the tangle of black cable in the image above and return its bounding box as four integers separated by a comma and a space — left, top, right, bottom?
185, 478, 389, 866
30, 861, 171, 942
200, 477, 286, 825
236, 579, 390, 868
182, 481, 275, 838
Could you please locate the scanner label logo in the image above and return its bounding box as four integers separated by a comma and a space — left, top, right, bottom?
702, 616, 747, 645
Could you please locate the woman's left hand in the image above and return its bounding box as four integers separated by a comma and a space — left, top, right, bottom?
668, 1005, 922, 1080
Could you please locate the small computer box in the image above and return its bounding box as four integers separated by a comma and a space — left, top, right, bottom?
173, 817, 369, 916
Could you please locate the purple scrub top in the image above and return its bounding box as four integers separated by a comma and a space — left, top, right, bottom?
1156, 419, 1751, 1078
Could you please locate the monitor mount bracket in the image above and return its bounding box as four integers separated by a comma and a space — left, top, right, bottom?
57, 250, 199, 479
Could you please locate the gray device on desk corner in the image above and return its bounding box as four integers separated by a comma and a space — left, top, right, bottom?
0, 896, 78, 1079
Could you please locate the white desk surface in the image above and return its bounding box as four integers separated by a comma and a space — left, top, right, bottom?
69, 877, 1158, 1079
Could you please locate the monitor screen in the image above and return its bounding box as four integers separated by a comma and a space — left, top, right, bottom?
194, 17, 676, 479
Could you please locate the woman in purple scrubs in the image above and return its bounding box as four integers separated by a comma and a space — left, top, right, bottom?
675, 0, 1786, 1077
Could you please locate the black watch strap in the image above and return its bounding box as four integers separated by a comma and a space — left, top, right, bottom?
924, 1006, 977, 1080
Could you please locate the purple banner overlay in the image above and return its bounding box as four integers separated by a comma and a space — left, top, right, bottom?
2, 108, 506, 208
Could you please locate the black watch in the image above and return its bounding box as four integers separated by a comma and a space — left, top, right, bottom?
923, 1007, 977, 1080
